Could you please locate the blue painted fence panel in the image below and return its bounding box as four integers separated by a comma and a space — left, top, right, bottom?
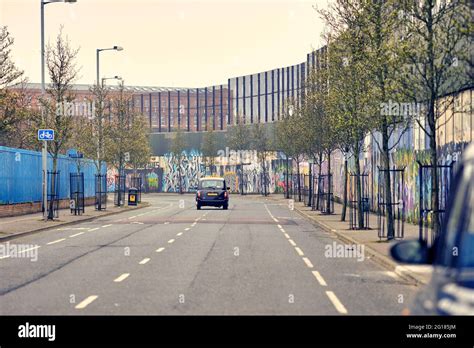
0, 146, 103, 204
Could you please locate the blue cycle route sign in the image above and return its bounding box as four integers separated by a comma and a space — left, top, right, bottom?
38, 129, 55, 141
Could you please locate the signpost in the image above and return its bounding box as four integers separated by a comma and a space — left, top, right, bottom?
38, 129, 54, 221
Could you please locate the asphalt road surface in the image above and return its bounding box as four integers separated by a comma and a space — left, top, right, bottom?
0, 194, 418, 315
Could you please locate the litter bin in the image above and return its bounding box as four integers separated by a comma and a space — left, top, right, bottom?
128, 187, 138, 206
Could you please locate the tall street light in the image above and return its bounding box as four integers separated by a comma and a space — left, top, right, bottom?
40, 0, 77, 221
96, 46, 123, 86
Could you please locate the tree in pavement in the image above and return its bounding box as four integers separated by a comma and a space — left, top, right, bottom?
0, 26, 31, 148
201, 124, 218, 176
250, 122, 274, 196
171, 127, 187, 194
319, 3, 376, 229
227, 121, 251, 194
29, 29, 80, 216
397, 0, 472, 236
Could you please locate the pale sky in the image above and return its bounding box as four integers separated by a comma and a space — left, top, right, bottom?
0, 0, 328, 88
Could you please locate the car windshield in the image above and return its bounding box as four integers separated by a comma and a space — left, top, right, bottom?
200, 180, 224, 189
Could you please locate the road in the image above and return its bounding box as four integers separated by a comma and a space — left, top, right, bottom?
0, 194, 418, 315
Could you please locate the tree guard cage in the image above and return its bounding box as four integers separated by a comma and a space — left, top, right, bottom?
69, 172, 85, 216
311, 174, 319, 211
303, 174, 312, 206
131, 175, 142, 203
260, 171, 269, 196
319, 174, 334, 214
95, 174, 107, 210
114, 173, 126, 207
349, 172, 370, 230
377, 167, 405, 240
418, 161, 455, 246
47, 170, 60, 220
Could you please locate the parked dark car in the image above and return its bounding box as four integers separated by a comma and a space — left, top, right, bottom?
391, 144, 474, 315
196, 177, 230, 210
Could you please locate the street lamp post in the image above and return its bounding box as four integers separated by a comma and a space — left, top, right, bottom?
40, 0, 77, 221
96, 46, 123, 86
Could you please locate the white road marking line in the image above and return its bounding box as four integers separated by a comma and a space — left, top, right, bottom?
280, 228, 286, 233
176, 232, 183, 236
288, 239, 296, 246
89, 228, 99, 232
139, 258, 150, 265
0, 254, 11, 259
131, 222, 144, 225
56, 228, 71, 231
137, 213, 146, 217
185, 228, 190, 231
273, 218, 279, 222
277, 224, 282, 229
164, 222, 170, 225
312, 271, 328, 286
302, 257, 314, 268
384, 271, 399, 280
191, 222, 197, 227
156, 247, 165, 253
114, 273, 130, 282
128, 216, 137, 220
295, 247, 305, 256
47, 238, 66, 245
326, 291, 348, 314
168, 239, 175, 244
284, 233, 290, 239
102, 224, 112, 228
17, 245, 41, 254
69, 232, 84, 238
75, 295, 98, 309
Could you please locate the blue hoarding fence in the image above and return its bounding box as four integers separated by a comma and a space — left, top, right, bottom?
0, 146, 105, 205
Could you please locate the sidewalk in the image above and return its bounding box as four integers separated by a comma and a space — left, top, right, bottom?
0, 199, 150, 242
270, 195, 433, 286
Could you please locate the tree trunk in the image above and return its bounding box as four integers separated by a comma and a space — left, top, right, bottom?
354, 142, 364, 229
297, 160, 301, 202
341, 152, 348, 221
48, 156, 58, 220
317, 152, 323, 210
382, 122, 395, 239
308, 163, 312, 207
327, 151, 332, 214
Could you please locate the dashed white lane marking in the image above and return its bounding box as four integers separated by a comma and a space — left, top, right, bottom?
168, 239, 175, 244
0, 254, 11, 259
128, 216, 137, 220
280, 228, 286, 233
156, 247, 165, 253
101, 224, 112, 228
326, 291, 348, 314
284, 233, 290, 239
75, 295, 98, 309
47, 238, 66, 245
191, 222, 197, 227
384, 271, 399, 280
295, 247, 305, 256
114, 273, 130, 282
131, 222, 144, 225
288, 239, 296, 247
164, 222, 170, 225
139, 258, 150, 265
273, 218, 279, 222
137, 213, 146, 217
277, 224, 282, 229
185, 228, 190, 231
69, 232, 85, 238
89, 228, 99, 232
177, 232, 183, 236
18, 245, 41, 254
302, 257, 314, 268
312, 271, 328, 286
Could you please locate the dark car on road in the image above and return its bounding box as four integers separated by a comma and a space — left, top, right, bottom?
196, 177, 230, 210
391, 144, 474, 315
